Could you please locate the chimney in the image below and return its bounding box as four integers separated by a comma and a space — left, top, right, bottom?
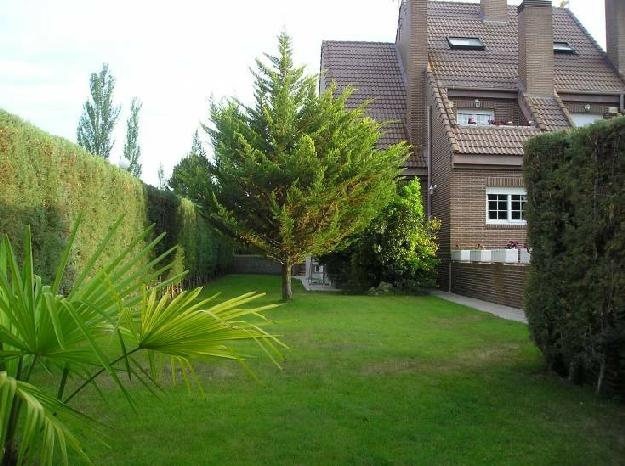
396, 0, 427, 156
518, 0, 554, 97
606, 0, 625, 76
481, 0, 508, 23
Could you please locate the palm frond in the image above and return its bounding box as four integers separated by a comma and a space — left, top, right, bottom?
134, 288, 285, 363
0, 371, 95, 466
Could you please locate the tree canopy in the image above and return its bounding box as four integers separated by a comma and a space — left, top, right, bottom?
169, 130, 212, 200
76, 63, 120, 159
123, 97, 142, 176
177, 33, 408, 299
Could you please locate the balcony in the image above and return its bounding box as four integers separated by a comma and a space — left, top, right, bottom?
451, 249, 531, 265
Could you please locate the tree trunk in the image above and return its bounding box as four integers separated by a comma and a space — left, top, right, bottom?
281, 262, 292, 301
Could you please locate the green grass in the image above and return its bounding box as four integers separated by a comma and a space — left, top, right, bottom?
69, 275, 624, 465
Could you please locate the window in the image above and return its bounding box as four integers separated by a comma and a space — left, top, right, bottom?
570, 113, 603, 127
448, 37, 485, 51
457, 109, 494, 126
554, 41, 576, 54
486, 188, 527, 225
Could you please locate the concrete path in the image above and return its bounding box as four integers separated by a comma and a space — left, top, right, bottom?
293, 276, 340, 292
431, 291, 528, 324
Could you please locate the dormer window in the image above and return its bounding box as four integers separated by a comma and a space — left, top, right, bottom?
447, 37, 485, 51
457, 109, 494, 126
554, 41, 576, 54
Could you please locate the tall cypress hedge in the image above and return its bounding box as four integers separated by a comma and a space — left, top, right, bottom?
524, 117, 625, 396
0, 109, 231, 288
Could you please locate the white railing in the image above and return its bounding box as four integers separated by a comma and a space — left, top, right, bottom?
452, 249, 531, 265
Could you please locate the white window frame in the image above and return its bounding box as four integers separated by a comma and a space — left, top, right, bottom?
457, 109, 495, 126
486, 187, 528, 225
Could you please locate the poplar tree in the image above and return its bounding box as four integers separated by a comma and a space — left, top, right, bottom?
198, 33, 408, 300
123, 97, 142, 176
76, 63, 120, 158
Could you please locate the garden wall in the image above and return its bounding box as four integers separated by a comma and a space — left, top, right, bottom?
231, 255, 282, 275
0, 109, 231, 287
450, 262, 527, 309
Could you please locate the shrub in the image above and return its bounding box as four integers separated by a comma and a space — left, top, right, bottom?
0, 109, 231, 287
524, 116, 625, 396
321, 179, 440, 293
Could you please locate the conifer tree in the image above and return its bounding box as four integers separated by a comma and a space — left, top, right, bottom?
194, 33, 408, 300
76, 63, 120, 158
123, 97, 142, 176
190, 129, 206, 157
170, 130, 211, 199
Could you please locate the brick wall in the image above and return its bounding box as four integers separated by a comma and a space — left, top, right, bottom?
451, 262, 528, 309
518, 0, 554, 97
397, 0, 428, 154
606, 0, 625, 76
480, 0, 508, 23
428, 83, 454, 290
450, 168, 528, 250
563, 102, 614, 116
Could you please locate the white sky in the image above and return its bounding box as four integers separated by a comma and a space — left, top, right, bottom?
0, 0, 604, 185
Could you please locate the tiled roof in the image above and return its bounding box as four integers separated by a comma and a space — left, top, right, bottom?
523, 95, 572, 132
428, 1, 625, 94
453, 125, 542, 156
320, 41, 425, 169
321, 1, 625, 160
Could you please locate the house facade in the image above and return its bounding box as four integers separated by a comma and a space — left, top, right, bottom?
321, 0, 625, 305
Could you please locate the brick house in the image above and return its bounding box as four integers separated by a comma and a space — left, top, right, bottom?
320, 0, 625, 306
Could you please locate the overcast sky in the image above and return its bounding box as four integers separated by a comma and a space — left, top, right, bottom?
0, 0, 604, 185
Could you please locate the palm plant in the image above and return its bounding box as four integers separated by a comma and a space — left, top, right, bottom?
0, 218, 283, 466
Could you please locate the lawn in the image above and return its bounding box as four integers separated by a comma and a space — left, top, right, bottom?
69, 275, 624, 465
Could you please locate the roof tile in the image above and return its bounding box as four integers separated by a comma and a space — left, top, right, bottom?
428, 2, 625, 94
321, 41, 426, 169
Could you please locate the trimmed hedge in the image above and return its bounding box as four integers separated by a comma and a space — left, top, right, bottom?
0, 109, 231, 288
524, 116, 625, 396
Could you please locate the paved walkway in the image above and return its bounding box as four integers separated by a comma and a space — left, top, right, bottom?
293, 276, 339, 292
431, 291, 528, 324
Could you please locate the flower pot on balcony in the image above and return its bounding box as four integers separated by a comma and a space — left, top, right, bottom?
491, 249, 519, 264
470, 249, 492, 263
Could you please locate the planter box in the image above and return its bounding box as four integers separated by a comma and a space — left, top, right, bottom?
491, 249, 519, 264
520, 248, 531, 264
470, 249, 492, 263
451, 250, 471, 262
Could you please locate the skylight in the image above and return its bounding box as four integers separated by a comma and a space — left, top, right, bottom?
447, 37, 485, 51
554, 41, 576, 54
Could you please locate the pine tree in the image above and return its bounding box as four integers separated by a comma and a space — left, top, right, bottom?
76, 63, 120, 158
190, 130, 206, 157
123, 97, 142, 177
170, 130, 211, 199
189, 33, 408, 300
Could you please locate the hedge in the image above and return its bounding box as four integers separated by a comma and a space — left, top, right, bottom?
524, 116, 625, 396
0, 109, 232, 289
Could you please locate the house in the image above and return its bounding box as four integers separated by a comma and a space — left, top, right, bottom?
320, 0, 625, 307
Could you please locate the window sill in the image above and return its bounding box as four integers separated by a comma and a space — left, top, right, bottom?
485, 223, 527, 230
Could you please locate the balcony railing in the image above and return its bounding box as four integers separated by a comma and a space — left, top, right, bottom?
451, 249, 531, 265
